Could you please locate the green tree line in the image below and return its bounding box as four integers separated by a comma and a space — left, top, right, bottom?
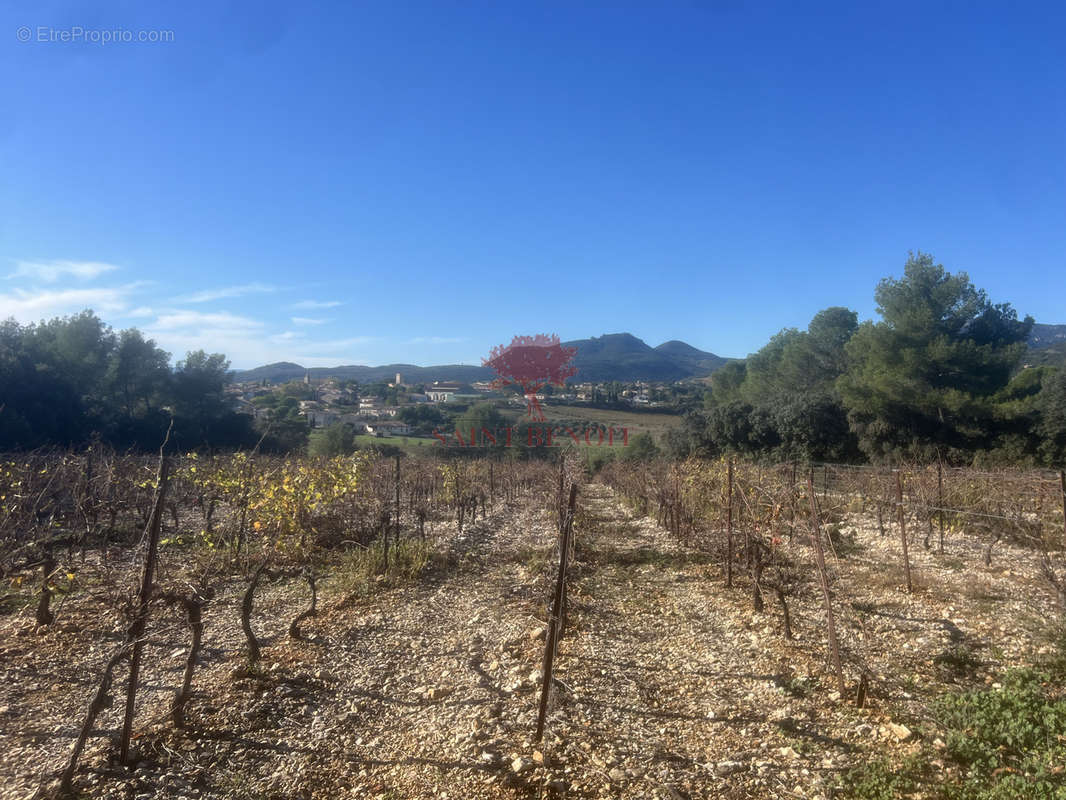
0, 311, 260, 451
673, 252, 1066, 466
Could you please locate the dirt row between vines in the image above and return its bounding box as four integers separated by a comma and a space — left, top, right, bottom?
0, 494, 539, 799
3, 481, 1056, 799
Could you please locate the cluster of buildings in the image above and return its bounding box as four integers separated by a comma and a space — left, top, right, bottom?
228, 373, 672, 438
563, 382, 657, 405
228, 374, 496, 437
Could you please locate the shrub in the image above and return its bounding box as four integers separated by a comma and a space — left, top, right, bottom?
839, 671, 1066, 800
838, 755, 924, 800
935, 669, 1066, 799
336, 538, 431, 599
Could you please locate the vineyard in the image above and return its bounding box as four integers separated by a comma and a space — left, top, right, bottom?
2, 449, 1066, 799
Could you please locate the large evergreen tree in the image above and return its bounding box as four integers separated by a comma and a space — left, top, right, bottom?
837, 252, 1032, 462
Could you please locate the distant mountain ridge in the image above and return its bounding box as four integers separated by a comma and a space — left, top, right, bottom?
560, 333, 726, 382
232, 333, 728, 384
654, 339, 730, 376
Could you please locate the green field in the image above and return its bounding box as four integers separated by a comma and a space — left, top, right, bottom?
501, 403, 682, 444
353, 434, 440, 453
351, 404, 681, 457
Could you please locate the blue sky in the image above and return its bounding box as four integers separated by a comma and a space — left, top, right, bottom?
2, 1, 1064, 369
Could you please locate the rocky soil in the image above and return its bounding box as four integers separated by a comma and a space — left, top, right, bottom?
0, 483, 1059, 799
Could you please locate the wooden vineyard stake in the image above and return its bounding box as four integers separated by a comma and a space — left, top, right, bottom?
726, 459, 734, 589
806, 473, 846, 696
937, 461, 945, 553
1060, 470, 1066, 545
535, 483, 578, 743
395, 455, 402, 542
896, 470, 913, 593
120, 446, 170, 764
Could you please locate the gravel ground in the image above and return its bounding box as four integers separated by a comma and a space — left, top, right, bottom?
0, 483, 1059, 799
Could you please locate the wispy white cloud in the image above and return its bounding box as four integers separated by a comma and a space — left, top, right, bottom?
0, 285, 137, 322
7, 259, 120, 283
0, 263, 384, 368
408, 336, 469, 345
150, 310, 264, 331
270, 331, 306, 342
139, 308, 380, 368
148, 334, 380, 369
144, 310, 270, 365
176, 283, 276, 303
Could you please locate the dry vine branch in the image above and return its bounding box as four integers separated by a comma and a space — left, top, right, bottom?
54, 642, 131, 796
34, 552, 56, 627
155, 585, 211, 728
289, 570, 318, 640
241, 559, 269, 662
